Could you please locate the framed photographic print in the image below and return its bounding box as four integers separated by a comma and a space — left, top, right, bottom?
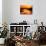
20, 5, 32, 15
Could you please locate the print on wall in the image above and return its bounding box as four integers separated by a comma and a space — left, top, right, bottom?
20, 5, 32, 15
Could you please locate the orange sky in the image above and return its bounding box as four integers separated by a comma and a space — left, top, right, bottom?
20, 5, 32, 8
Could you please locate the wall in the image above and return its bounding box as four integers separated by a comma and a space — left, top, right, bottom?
2, 0, 46, 26
0, 0, 2, 27
2, 0, 8, 25
8, 0, 39, 25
